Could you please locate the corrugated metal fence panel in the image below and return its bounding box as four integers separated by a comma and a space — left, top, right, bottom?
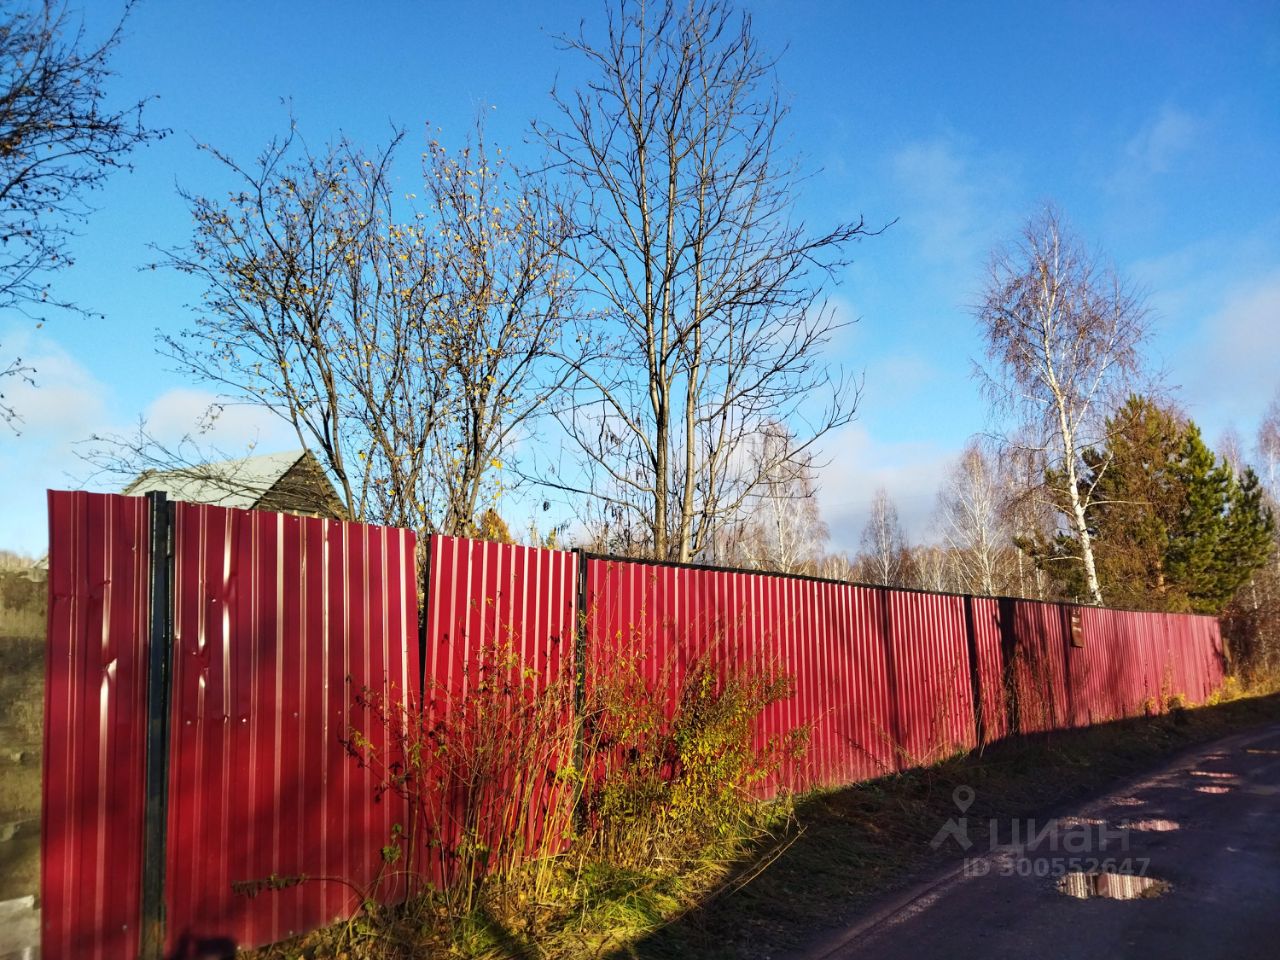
1167, 612, 1217, 704
165, 503, 417, 954
580, 562, 981, 794
425, 535, 577, 700
884, 590, 976, 764
422, 535, 579, 882
582, 559, 795, 793
837, 584, 899, 782
969, 597, 1008, 742
42, 491, 151, 960
1202, 617, 1226, 698
752, 569, 819, 792
1007, 601, 1065, 733
1017, 603, 1229, 730
1068, 606, 1119, 726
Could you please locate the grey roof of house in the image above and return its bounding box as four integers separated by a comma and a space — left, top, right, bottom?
123, 449, 308, 508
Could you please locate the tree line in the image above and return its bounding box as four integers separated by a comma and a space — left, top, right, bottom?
736, 207, 1276, 671
73, 0, 878, 563
4, 1, 1276, 670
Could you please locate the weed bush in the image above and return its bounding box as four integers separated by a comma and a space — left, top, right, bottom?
581, 649, 797, 870
257, 633, 802, 959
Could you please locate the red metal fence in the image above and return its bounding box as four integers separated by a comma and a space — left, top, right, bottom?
44, 491, 151, 960
164, 502, 417, 954
578, 557, 1224, 791
43, 507, 1226, 960
43, 493, 418, 960
419, 534, 579, 884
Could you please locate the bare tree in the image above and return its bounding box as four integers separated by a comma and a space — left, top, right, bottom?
1258, 387, 1280, 506
907, 543, 952, 593
998, 442, 1053, 600
143, 118, 572, 537
0, 354, 33, 427
859, 487, 907, 587
419, 131, 577, 534
536, 0, 874, 562
0, 547, 39, 571
1217, 425, 1246, 477
818, 551, 857, 583
936, 440, 1009, 595
717, 422, 828, 573
1255, 388, 1280, 583
975, 205, 1150, 605
0, 0, 164, 425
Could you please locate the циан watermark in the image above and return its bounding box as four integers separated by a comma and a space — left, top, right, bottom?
929, 786, 1149, 879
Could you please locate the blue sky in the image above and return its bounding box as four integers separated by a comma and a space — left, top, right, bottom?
2, 0, 1278, 555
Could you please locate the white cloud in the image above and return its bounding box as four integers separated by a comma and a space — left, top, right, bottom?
0, 329, 114, 554
1123, 105, 1198, 176
1179, 270, 1280, 426
813, 422, 958, 552
887, 136, 1018, 271
1108, 104, 1202, 199
142, 387, 295, 451
0, 329, 304, 555
2, 331, 108, 437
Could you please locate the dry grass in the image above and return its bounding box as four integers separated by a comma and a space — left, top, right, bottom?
0, 570, 46, 902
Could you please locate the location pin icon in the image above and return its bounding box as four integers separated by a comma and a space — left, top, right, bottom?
954, 785, 975, 813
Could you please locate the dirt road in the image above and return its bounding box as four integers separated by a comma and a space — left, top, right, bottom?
806, 723, 1280, 960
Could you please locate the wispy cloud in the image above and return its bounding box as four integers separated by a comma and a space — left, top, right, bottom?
814, 422, 957, 551
887, 135, 1019, 272
1108, 104, 1202, 196
1179, 269, 1280, 426
141, 387, 294, 452
0, 328, 301, 554
0, 329, 113, 552
1126, 104, 1199, 175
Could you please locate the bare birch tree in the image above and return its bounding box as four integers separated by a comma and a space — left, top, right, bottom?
717, 422, 828, 573
147, 118, 573, 536
818, 551, 857, 583
1256, 388, 1280, 581
1259, 387, 1280, 505
998, 442, 1052, 600
976, 205, 1150, 605
536, 0, 873, 562
908, 544, 952, 592
936, 440, 1009, 595
859, 487, 907, 587
1217, 426, 1246, 477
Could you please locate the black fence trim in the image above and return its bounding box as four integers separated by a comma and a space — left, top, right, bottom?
139, 492, 175, 960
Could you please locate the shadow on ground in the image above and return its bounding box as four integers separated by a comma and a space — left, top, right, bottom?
608, 692, 1280, 960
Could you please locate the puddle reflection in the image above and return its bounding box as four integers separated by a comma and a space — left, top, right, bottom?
1058, 871, 1170, 900
1120, 818, 1180, 832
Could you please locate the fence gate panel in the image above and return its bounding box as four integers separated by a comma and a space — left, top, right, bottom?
164, 503, 418, 955
43, 491, 152, 960
42, 493, 418, 960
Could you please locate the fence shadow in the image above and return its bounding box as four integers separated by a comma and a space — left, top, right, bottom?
605, 692, 1280, 960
